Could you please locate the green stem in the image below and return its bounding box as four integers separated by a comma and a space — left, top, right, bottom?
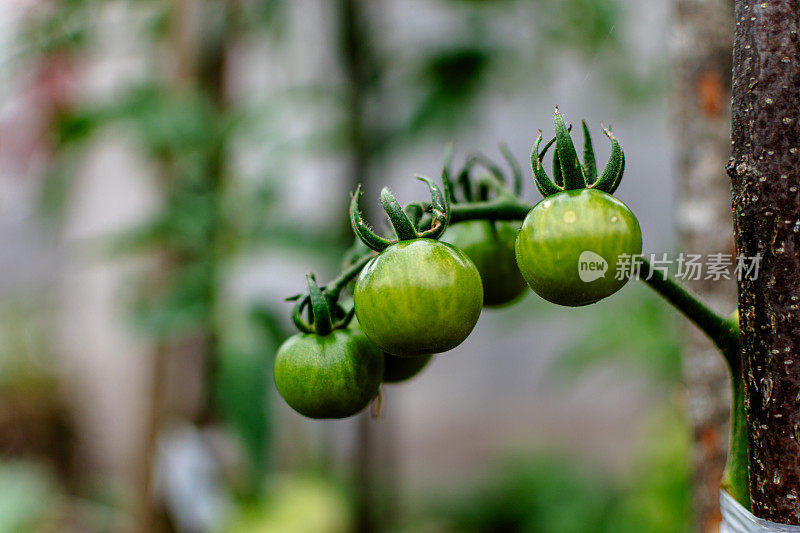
308, 275, 333, 336
638, 259, 749, 507
722, 364, 751, 510
449, 198, 532, 223
327, 253, 375, 298
638, 259, 740, 363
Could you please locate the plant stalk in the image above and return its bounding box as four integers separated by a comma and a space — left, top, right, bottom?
638, 259, 749, 507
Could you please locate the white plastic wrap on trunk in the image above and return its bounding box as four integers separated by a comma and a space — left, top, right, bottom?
721, 491, 800, 532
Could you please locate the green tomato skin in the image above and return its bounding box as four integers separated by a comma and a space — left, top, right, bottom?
444, 221, 527, 307
354, 239, 483, 357
515, 189, 642, 307
383, 353, 433, 383
349, 317, 433, 383
274, 329, 383, 419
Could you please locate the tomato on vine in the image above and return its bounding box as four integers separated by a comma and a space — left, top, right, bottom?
445, 220, 526, 307
274, 276, 383, 419
515, 108, 642, 306
274, 329, 383, 419
350, 317, 433, 383
354, 239, 482, 356
350, 176, 483, 356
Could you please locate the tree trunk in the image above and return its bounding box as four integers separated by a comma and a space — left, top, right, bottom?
729, 0, 800, 523
672, 1, 736, 530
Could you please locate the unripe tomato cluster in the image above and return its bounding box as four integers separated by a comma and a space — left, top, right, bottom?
274, 110, 643, 419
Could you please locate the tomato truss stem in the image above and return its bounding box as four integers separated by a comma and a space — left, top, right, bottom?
287, 254, 376, 334
328, 253, 375, 299
449, 198, 532, 222
638, 259, 740, 365
290, 118, 750, 505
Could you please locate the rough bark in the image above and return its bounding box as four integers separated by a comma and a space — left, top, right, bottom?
729, 0, 800, 523
672, 1, 737, 530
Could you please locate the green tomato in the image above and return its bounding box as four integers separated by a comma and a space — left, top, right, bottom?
444, 221, 527, 307
383, 353, 433, 383
354, 239, 483, 356
350, 317, 433, 383
515, 189, 642, 307
274, 329, 383, 419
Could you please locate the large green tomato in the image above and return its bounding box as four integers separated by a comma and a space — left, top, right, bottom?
354, 239, 483, 356
274, 329, 383, 419
515, 189, 642, 307
383, 353, 433, 383
444, 221, 526, 307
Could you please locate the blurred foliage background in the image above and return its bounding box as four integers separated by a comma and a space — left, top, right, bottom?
0, 0, 687, 531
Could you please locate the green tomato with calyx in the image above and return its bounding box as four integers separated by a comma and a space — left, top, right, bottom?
444, 221, 526, 307
354, 239, 483, 357
515, 189, 642, 307
274, 328, 383, 419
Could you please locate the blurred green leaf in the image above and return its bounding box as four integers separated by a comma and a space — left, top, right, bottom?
53, 108, 101, 144
543, 0, 622, 56
128, 259, 213, 338
17, 0, 96, 56
410, 404, 691, 532
215, 308, 285, 492
423, 454, 611, 533
405, 46, 493, 135
127, 89, 219, 155
237, 0, 288, 37
604, 405, 691, 533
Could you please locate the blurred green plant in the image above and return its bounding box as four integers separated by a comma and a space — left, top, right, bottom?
214, 307, 285, 487
22, 0, 300, 503
407, 404, 690, 533
223, 473, 353, 533
0, 461, 61, 532
603, 405, 691, 533
15, 0, 673, 525
236, 0, 666, 169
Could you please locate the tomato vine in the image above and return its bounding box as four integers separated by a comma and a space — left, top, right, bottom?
276, 107, 749, 506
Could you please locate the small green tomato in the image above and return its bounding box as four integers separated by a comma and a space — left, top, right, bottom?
444, 220, 526, 307
354, 239, 483, 356
515, 189, 642, 307
274, 329, 383, 419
